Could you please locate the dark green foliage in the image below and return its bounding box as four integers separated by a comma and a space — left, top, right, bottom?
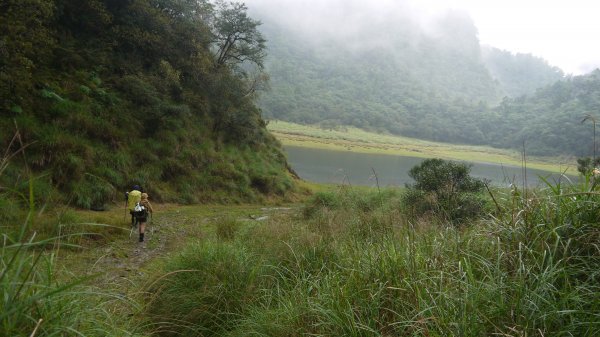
484, 70, 600, 156
213, 1, 266, 70
0, 0, 295, 209
576, 157, 600, 175
0, 0, 56, 114
403, 158, 487, 223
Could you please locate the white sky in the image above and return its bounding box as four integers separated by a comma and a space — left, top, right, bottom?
430, 0, 600, 75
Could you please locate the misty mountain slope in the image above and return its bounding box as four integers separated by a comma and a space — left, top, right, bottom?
251, 3, 564, 149
482, 46, 565, 97
258, 14, 498, 140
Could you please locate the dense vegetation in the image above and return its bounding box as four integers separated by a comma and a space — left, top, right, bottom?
0, 0, 295, 209
4, 142, 599, 336
2, 2, 599, 336
147, 175, 599, 336
248, 2, 579, 156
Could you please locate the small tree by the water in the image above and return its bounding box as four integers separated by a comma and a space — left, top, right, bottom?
403, 158, 487, 223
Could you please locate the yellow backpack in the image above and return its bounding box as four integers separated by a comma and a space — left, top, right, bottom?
127, 190, 142, 211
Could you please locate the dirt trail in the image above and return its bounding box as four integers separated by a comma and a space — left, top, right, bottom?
65, 205, 297, 292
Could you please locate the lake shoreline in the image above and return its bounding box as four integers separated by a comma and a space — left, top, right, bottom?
268, 121, 578, 175
283, 145, 574, 187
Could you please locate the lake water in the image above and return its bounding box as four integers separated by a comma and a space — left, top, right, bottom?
284, 145, 573, 187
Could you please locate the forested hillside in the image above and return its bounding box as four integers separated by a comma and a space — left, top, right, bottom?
482, 46, 565, 97
247, 1, 591, 156
256, 9, 503, 135
485, 70, 600, 156
0, 0, 295, 209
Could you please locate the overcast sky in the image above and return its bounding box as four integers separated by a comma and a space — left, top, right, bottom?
454, 0, 600, 75
245, 0, 600, 75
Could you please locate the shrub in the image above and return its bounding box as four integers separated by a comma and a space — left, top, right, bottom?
576, 156, 600, 175
403, 158, 487, 223
302, 191, 341, 217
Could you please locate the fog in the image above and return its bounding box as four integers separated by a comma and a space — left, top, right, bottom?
244, 0, 475, 57
243, 0, 600, 75
244, 0, 452, 38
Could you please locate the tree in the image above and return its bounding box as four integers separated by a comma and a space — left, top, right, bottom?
403, 158, 487, 223
211, 1, 266, 71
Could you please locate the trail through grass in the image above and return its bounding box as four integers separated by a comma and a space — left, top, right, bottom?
5, 181, 599, 336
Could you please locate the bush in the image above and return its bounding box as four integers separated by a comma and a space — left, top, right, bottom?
403, 158, 487, 223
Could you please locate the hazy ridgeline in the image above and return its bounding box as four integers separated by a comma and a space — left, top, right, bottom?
147, 181, 599, 336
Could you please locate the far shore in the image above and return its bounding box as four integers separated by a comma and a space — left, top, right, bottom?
267, 121, 578, 175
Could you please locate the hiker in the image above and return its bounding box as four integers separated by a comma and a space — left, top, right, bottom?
126, 185, 142, 228
137, 192, 153, 242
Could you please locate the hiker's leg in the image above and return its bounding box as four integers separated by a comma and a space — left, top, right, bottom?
139, 222, 146, 242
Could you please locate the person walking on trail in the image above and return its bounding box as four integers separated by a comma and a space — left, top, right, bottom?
126, 185, 142, 228
137, 193, 153, 243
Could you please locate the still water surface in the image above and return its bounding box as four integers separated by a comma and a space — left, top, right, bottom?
284, 145, 572, 187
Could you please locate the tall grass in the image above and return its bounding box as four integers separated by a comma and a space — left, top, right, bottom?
147, 182, 599, 336
1, 138, 143, 336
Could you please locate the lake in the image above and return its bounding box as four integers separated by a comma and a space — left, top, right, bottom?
284, 145, 573, 187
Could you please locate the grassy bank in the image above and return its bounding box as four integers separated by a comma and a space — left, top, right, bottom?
268, 121, 577, 175
146, 180, 599, 336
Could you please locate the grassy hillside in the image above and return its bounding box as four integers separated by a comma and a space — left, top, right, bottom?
0, 0, 296, 210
